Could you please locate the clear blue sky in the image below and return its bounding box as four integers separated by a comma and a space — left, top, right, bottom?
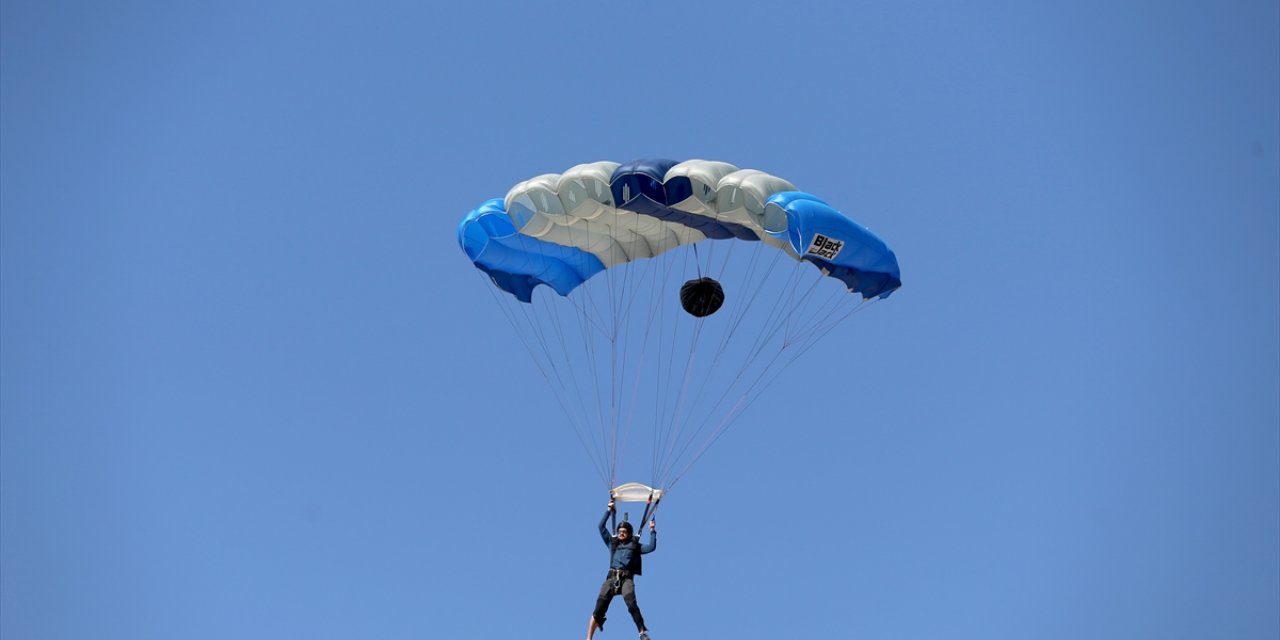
2, 1, 1277, 638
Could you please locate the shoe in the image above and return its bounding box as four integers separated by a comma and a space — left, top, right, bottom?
639, 632, 650, 640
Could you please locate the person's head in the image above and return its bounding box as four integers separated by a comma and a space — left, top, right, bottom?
616, 521, 633, 540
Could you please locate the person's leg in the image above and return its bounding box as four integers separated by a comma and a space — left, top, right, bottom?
588, 577, 614, 640
621, 577, 647, 633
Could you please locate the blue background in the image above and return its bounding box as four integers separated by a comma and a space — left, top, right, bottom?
2, 1, 1277, 638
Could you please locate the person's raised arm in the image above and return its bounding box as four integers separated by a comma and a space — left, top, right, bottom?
598, 500, 616, 546
640, 519, 657, 553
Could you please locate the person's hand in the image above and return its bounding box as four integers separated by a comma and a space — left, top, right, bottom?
648, 519, 656, 531
608, 500, 615, 512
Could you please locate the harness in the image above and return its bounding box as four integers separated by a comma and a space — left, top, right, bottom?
609, 568, 630, 594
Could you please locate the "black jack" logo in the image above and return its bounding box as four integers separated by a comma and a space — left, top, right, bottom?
806, 233, 845, 260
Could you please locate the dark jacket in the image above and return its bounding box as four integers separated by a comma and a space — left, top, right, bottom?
598, 510, 656, 575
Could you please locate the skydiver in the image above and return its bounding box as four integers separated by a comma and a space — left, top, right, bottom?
586, 500, 656, 640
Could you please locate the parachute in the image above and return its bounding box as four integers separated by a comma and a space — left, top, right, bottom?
458, 159, 901, 502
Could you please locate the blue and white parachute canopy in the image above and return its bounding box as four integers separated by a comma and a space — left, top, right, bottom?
458, 159, 902, 301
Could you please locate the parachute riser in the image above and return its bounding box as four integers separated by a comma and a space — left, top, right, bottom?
638, 490, 659, 530
609, 492, 618, 538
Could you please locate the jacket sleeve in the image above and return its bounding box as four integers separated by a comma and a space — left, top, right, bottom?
598, 510, 612, 547
641, 531, 657, 554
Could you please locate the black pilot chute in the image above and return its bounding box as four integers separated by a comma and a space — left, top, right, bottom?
679, 277, 724, 317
